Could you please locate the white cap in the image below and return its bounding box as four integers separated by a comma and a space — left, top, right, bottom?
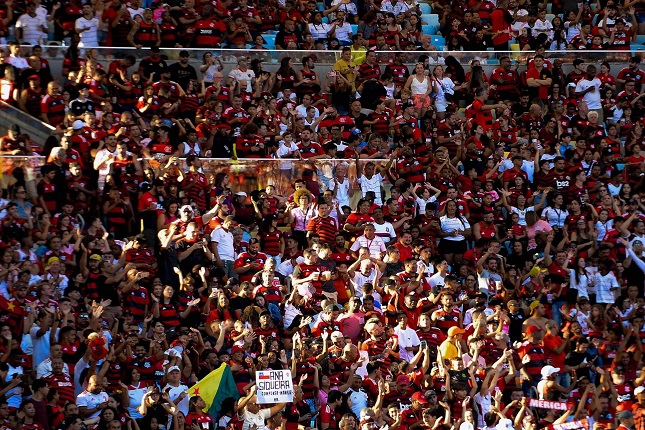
541, 365, 560, 378
235, 191, 248, 197
72, 120, 85, 130
166, 365, 181, 374
331, 331, 344, 339
635, 386, 645, 395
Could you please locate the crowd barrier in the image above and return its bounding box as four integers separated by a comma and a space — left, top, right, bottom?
7, 45, 645, 65
0, 156, 392, 198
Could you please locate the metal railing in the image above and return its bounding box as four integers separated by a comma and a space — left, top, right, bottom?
8, 44, 644, 65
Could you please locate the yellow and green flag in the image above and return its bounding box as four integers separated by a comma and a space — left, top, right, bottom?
187, 363, 240, 419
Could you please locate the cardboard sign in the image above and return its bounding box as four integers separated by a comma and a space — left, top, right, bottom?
256, 370, 294, 404
528, 399, 569, 411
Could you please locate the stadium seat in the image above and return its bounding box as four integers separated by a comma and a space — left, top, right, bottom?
351, 24, 358, 34
263, 34, 276, 49
317, 2, 325, 10
421, 24, 437, 35
419, 3, 432, 14
546, 3, 552, 13
421, 13, 439, 27
546, 13, 555, 22
431, 35, 445, 46
638, 34, 645, 44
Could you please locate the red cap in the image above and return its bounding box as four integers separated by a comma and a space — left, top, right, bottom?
28, 75, 40, 81
231, 345, 245, 355
525, 326, 542, 335
411, 392, 428, 404
396, 375, 411, 385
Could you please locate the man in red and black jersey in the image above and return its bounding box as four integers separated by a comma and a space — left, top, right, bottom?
356, 51, 381, 86
102, 0, 132, 47
307, 201, 339, 245
617, 56, 645, 92
125, 341, 158, 385
360, 318, 394, 374
40, 81, 65, 126
234, 238, 268, 283
222, 95, 250, 137
192, 5, 227, 48
44, 358, 75, 407
548, 157, 574, 192
125, 235, 157, 279
180, 155, 210, 213
127, 8, 160, 48
490, 56, 519, 100
383, 52, 410, 91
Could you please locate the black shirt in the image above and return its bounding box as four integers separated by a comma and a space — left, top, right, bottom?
167, 62, 198, 92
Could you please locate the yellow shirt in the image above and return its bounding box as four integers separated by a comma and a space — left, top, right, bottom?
333, 58, 356, 83
351, 46, 367, 65
439, 339, 458, 360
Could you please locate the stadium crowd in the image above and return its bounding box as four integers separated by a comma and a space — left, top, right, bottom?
3, 1, 645, 430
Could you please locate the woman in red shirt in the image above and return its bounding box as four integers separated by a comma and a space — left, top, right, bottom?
185, 396, 215, 430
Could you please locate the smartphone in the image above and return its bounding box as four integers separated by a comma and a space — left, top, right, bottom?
420, 340, 427, 348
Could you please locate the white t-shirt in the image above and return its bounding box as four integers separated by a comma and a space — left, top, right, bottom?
439, 216, 470, 241
76, 16, 101, 47
350, 235, 386, 259
332, 22, 353, 43
164, 383, 189, 427
16, 13, 46, 45
211, 227, 236, 261
394, 325, 420, 361
308, 22, 332, 40
328, 178, 351, 208
575, 78, 602, 109
76, 390, 109, 419
228, 68, 256, 93
372, 221, 396, 244
240, 407, 272, 430
358, 173, 383, 205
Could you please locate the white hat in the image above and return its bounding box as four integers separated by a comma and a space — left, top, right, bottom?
166, 365, 181, 374
331, 331, 344, 339
541, 365, 560, 378
635, 386, 645, 395
72, 120, 86, 130
235, 191, 248, 197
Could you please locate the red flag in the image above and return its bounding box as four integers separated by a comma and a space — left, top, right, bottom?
0, 296, 26, 316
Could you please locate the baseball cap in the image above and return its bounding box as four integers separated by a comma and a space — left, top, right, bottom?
28, 74, 40, 81
612, 366, 626, 374
396, 375, 411, 385
331, 331, 344, 339
540, 365, 560, 378
89, 254, 103, 262
235, 191, 248, 197
411, 392, 428, 404
525, 326, 542, 336
529, 300, 541, 313
448, 327, 466, 336
635, 386, 645, 396
9, 124, 20, 133
231, 345, 245, 355
72, 120, 85, 130
166, 365, 181, 374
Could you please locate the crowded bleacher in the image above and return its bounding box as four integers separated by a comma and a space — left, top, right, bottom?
1, 0, 645, 429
